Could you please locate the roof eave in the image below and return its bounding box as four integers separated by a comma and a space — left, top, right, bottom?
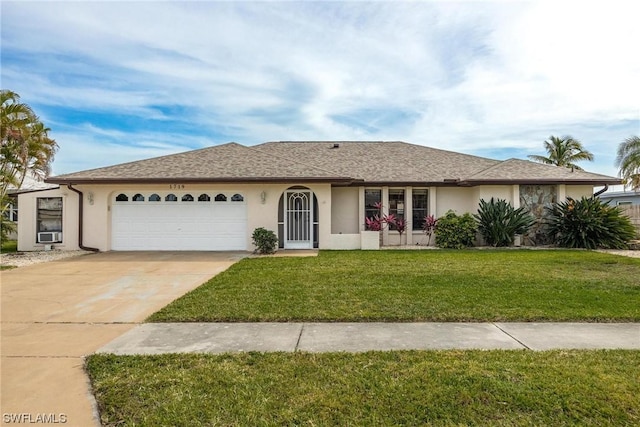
458, 178, 623, 187
346, 180, 463, 187
10, 186, 61, 195
45, 176, 356, 185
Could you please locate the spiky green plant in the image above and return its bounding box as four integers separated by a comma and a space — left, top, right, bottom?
474, 198, 535, 247
545, 197, 636, 249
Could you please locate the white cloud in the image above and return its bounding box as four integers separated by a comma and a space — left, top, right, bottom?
2, 0, 638, 177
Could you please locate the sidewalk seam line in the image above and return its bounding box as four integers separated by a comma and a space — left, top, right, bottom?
492, 323, 531, 350
294, 323, 305, 352
1, 321, 141, 325
1, 355, 82, 359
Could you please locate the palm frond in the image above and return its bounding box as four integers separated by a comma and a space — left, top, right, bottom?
616, 136, 640, 190
532, 135, 594, 168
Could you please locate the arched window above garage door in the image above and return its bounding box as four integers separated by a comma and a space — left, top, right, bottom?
214, 193, 227, 202
182, 194, 194, 202
165, 194, 178, 202
231, 194, 244, 202
115, 193, 128, 202
198, 194, 211, 202
149, 194, 161, 202
132, 194, 145, 202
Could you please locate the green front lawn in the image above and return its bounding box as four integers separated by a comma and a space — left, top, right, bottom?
149, 250, 640, 322
87, 350, 640, 426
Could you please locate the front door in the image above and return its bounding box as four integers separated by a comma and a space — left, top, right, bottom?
284, 190, 313, 249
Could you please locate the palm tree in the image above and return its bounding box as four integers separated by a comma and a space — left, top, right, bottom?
616, 136, 640, 190
1, 90, 58, 187
1, 90, 58, 240
528, 135, 594, 170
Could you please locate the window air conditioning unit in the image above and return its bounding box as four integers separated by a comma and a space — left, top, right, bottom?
38, 232, 62, 243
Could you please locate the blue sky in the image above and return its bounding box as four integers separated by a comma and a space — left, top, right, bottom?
2, 0, 638, 178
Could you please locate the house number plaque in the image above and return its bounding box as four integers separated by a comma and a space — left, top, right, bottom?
169, 184, 185, 189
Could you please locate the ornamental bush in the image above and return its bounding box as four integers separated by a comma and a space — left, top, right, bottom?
474, 198, 535, 247
545, 197, 636, 249
252, 227, 278, 254
435, 211, 477, 249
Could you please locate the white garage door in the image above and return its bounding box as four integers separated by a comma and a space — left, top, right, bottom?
111, 192, 247, 251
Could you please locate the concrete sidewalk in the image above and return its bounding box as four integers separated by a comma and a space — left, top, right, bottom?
98, 322, 640, 354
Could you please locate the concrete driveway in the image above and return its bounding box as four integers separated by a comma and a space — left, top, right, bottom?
1, 251, 244, 427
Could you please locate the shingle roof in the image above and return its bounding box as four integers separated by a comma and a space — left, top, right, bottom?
255, 141, 500, 183
47, 142, 352, 184
460, 158, 619, 185
46, 140, 621, 186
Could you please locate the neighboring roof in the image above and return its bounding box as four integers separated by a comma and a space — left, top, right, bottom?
599, 190, 640, 199
8, 171, 58, 194
46, 140, 621, 186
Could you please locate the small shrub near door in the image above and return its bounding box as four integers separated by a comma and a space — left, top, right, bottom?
252, 227, 278, 254
435, 211, 477, 249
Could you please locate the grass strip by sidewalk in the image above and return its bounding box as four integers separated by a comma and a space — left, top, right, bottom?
148, 250, 640, 322
1, 239, 18, 253
0, 240, 18, 269
87, 350, 640, 426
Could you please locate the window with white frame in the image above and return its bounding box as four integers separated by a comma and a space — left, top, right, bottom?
4, 199, 18, 222
364, 189, 382, 221
388, 189, 405, 229
412, 189, 428, 230
37, 197, 62, 242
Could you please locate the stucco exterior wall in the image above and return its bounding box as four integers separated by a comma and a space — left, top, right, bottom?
435, 187, 476, 217
17, 188, 80, 252
16, 182, 602, 251
18, 183, 334, 252
565, 185, 596, 200
329, 233, 361, 249
476, 185, 515, 205
331, 187, 359, 234
74, 185, 111, 251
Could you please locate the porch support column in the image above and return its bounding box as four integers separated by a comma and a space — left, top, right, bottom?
558, 184, 566, 201
512, 185, 520, 208
358, 187, 366, 231
382, 186, 389, 246
430, 186, 437, 218
405, 186, 413, 245
317, 184, 332, 250
512, 184, 522, 246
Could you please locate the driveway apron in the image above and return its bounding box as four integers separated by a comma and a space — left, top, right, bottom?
1, 251, 243, 427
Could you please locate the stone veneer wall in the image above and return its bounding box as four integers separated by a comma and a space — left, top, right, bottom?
519, 185, 557, 246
